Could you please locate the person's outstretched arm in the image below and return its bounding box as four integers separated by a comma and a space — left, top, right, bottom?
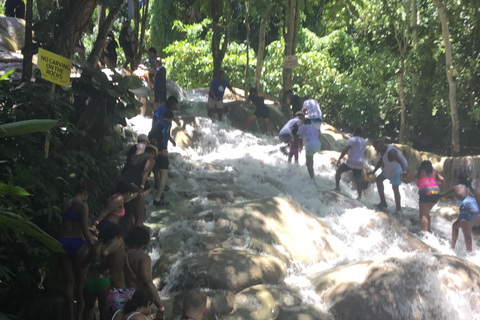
138, 255, 165, 319
337, 145, 351, 167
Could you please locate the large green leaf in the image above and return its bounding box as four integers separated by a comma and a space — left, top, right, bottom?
0, 119, 58, 138
0, 183, 29, 196
0, 210, 64, 253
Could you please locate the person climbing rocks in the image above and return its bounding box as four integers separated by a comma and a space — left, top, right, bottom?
208, 70, 239, 121
402, 160, 445, 232
440, 172, 480, 252
335, 128, 367, 199
302, 98, 322, 132
149, 110, 175, 206
99, 226, 165, 320
119, 21, 134, 71
153, 57, 167, 108
368, 140, 408, 213
122, 134, 150, 176
296, 119, 321, 185
279, 111, 305, 155
131, 64, 152, 117
245, 87, 275, 136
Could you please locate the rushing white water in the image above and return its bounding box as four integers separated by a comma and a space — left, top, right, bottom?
127, 97, 480, 319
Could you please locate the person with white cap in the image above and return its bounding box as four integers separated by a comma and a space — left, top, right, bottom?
302, 98, 322, 131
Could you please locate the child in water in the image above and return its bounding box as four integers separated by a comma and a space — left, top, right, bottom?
288, 138, 301, 164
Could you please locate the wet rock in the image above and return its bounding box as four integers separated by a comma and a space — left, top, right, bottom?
0, 17, 25, 51
173, 248, 287, 293
224, 284, 327, 320
167, 79, 187, 101
309, 254, 480, 320
206, 197, 338, 264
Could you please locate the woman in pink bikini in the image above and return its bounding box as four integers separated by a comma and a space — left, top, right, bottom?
94, 180, 137, 236
403, 160, 445, 232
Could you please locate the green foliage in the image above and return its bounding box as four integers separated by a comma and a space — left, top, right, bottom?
0, 119, 58, 138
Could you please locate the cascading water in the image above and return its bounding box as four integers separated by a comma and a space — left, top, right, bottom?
126, 92, 480, 320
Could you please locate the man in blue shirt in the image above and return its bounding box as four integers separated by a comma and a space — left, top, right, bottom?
149, 110, 175, 206
208, 70, 237, 121
154, 57, 167, 108
152, 96, 178, 131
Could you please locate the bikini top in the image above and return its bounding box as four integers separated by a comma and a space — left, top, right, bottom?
111, 193, 126, 217
416, 170, 438, 189
112, 309, 140, 320
62, 200, 82, 223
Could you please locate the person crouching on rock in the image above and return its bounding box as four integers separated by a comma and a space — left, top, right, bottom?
440, 172, 480, 252
112, 287, 154, 320
295, 119, 321, 186
278, 111, 305, 155
181, 289, 208, 320
245, 87, 275, 136
99, 226, 165, 319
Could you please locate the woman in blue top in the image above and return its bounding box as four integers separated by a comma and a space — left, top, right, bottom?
60, 179, 96, 320
440, 172, 480, 252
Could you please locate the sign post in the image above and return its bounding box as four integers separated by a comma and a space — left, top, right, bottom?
37, 48, 72, 87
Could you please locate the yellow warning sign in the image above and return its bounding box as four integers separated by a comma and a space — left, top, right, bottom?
38, 48, 72, 87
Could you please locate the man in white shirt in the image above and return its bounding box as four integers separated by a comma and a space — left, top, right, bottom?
302, 98, 322, 131
335, 128, 367, 199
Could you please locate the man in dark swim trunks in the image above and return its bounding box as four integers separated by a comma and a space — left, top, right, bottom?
245, 88, 275, 136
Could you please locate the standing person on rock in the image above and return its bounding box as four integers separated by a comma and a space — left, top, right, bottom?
181, 289, 208, 320
60, 180, 96, 320
296, 119, 321, 185
131, 65, 153, 117
153, 57, 167, 109
335, 128, 367, 199
99, 227, 165, 320
208, 71, 238, 121
245, 88, 275, 136
104, 32, 119, 69
284, 90, 303, 117
440, 173, 480, 252
402, 160, 445, 232
119, 21, 134, 71
368, 140, 408, 214
302, 98, 322, 132
149, 110, 175, 206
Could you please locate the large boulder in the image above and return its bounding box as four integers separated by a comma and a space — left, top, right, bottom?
309, 254, 480, 320
0, 17, 25, 52
197, 197, 338, 264
224, 285, 328, 320
167, 79, 187, 101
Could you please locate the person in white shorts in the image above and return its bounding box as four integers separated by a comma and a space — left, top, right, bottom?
302, 98, 322, 131
208, 70, 237, 121
335, 128, 367, 199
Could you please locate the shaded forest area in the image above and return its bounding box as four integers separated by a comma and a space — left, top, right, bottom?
0, 0, 479, 317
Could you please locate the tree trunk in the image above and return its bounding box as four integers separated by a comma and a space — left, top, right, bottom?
282, 0, 302, 99
411, 0, 418, 98
244, 0, 250, 94
210, 0, 230, 78
87, 0, 128, 67
398, 50, 407, 143
253, 6, 270, 90
133, 0, 140, 65
51, 0, 97, 58
21, 0, 33, 82
431, 0, 460, 156
136, 0, 150, 66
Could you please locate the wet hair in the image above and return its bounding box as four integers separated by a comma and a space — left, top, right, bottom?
166, 96, 178, 108
73, 179, 95, 195
285, 89, 293, 95
115, 180, 136, 195
145, 145, 158, 157
219, 70, 225, 75
98, 224, 122, 242
107, 31, 114, 38
148, 47, 157, 55
354, 128, 362, 136
373, 139, 384, 148
123, 287, 153, 314
182, 289, 207, 314
125, 226, 150, 248
417, 160, 433, 178
249, 87, 258, 95
163, 110, 174, 120
458, 172, 472, 188
304, 119, 312, 125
